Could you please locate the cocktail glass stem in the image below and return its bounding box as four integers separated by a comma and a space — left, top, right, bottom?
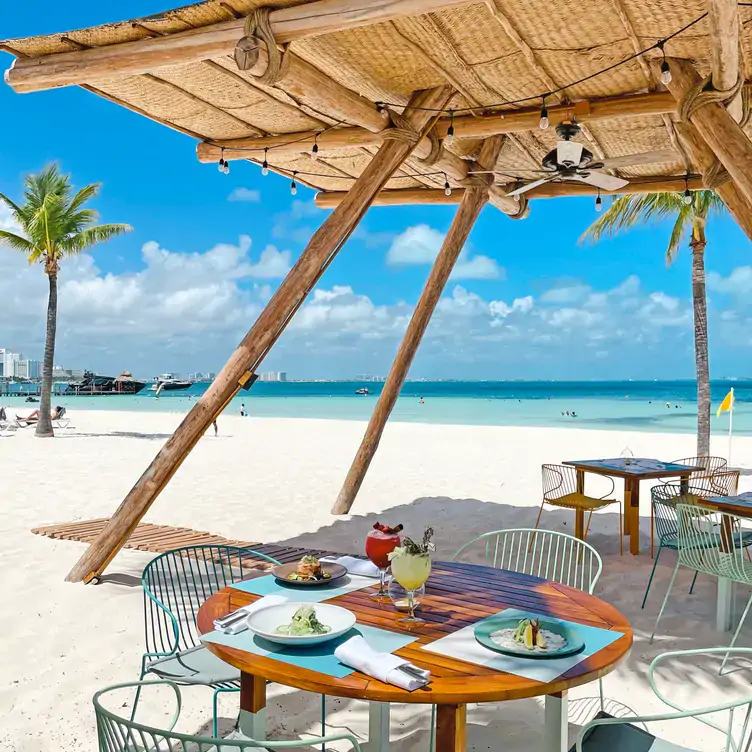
370, 567, 390, 600
407, 589, 416, 620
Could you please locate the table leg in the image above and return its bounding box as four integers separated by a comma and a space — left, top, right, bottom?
623, 486, 631, 537
576, 469, 585, 495
544, 692, 569, 752
435, 704, 466, 752
365, 701, 390, 752
626, 479, 640, 555
238, 673, 267, 740
717, 514, 735, 632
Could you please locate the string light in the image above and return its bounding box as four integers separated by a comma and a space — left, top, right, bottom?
539, 96, 549, 130
218, 147, 229, 174
311, 135, 320, 161
595, 189, 603, 212
377, 102, 389, 119
659, 42, 672, 85
291, 172, 298, 195
683, 177, 692, 205
444, 174, 452, 196
445, 110, 455, 146
261, 148, 269, 176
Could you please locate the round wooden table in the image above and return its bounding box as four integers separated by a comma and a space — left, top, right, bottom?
197, 559, 632, 752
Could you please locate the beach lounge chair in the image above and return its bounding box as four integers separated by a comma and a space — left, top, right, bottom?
137, 545, 281, 737
94, 679, 362, 752
52, 406, 70, 429
573, 647, 752, 751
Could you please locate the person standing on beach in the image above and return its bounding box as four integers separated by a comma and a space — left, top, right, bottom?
240, 403, 246, 417
212, 420, 218, 437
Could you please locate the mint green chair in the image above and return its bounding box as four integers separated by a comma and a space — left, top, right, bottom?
574, 647, 752, 751
95, 680, 362, 752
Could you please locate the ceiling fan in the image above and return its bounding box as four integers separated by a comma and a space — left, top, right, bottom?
506, 121, 630, 197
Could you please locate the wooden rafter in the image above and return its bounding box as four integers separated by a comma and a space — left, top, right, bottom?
708, 0, 743, 121
607, 0, 653, 88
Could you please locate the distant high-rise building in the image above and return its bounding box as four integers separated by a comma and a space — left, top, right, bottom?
258, 371, 287, 382
2, 350, 22, 378
15, 359, 41, 379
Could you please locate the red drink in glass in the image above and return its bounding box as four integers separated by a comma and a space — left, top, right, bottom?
366, 523, 402, 600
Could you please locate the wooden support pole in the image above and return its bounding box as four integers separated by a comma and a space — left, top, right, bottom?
197, 91, 681, 163
314, 175, 706, 208
331, 136, 504, 515
707, 0, 742, 121
64, 86, 452, 583
3, 0, 477, 93
673, 121, 752, 242
657, 58, 752, 206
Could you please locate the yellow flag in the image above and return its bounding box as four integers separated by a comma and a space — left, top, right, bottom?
716, 388, 735, 417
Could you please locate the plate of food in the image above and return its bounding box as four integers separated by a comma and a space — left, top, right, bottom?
247, 603, 356, 646
272, 555, 347, 587
474, 616, 585, 659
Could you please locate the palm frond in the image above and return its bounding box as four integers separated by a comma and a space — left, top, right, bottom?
0, 229, 36, 255
0, 191, 24, 221
68, 183, 101, 215
23, 164, 70, 211
666, 212, 687, 264
62, 223, 133, 254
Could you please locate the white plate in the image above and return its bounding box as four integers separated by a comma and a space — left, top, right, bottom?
246, 603, 356, 646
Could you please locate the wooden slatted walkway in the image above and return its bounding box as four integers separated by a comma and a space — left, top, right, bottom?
30, 518, 345, 568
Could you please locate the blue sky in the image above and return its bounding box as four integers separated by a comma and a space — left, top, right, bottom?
1, 1, 751, 380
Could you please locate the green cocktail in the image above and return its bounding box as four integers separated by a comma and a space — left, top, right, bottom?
388, 527, 434, 625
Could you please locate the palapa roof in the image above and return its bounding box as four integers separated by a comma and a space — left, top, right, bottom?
2, 0, 749, 205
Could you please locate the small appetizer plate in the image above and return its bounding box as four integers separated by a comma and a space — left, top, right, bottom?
271, 561, 348, 587
474, 617, 585, 660
247, 603, 356, 646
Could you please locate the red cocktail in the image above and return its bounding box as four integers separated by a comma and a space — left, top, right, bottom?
366, 522, 403, 600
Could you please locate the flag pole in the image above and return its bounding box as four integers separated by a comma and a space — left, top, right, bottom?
728, 387, 735, 466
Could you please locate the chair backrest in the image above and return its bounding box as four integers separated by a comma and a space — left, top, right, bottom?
676, 503, 752, 584
452, 528, 602, 594
650, 484, 682, 546
691, 469, 740, 498
542, 464, 578, 502
95, 680, 267, 751
671, 455, 728, 477
142, 545, 280, 655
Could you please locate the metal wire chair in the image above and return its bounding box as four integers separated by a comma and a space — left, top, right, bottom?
652, 502, 752, 671
95, 680, 362, 752
664, 455, 728, 480
138, 544, 281, 736
691, 470, 740, 498
539, 464, 621, 553
575, 647, 752, 752
452, 528, 602, 594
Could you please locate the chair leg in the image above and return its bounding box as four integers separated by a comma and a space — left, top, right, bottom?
651, 560, 681, 643
130, 663, 147, 722
213, 686, 241, 738
321, 694, 326, 752
650, 504, 654, 559
618, 503, 623, 556
583, 510, 594, 540
598, 678, 605, 713
429, 705, 436, 752
528, 502, 545, 551
721, 591, 752, 675
641, 544, 662, 609
689, 570, 699, 595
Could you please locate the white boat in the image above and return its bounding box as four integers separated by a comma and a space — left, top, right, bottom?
148, 373, 193, 391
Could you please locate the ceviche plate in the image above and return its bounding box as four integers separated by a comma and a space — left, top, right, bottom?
271, 560, 348, 587
247, 603, 356, 646
474, 616, 585, 660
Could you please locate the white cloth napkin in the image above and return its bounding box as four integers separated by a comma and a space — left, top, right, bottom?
320, 555, 381, 578
334, 636, 430, 691
213, 595, 287, 635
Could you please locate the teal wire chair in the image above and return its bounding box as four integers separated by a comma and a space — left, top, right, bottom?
138, 544, 281, 736
95, 680, 362, 752
652, 502, 752, 670
575, 647, 752, 752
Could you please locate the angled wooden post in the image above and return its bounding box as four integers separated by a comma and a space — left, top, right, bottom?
657, 58, 752, 206
331, 136, 504, 515
65, 85, 452, 583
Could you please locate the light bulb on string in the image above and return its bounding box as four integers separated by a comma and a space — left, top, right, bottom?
539, 97, 549, 130
595, 190, 602, 212
311, 137, 319, 161
445, 111, 455, 147
291, 172, 298, 196
658, 42, 672, 85
223, 160, 230, 175
444, 174, 452, 196
377, 102, 389, 120
261, 148, 269, 176
218, 148, 226, 173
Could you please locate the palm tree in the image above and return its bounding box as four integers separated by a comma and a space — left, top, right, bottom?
0, 165, 131, 437
582, 191, 725, 456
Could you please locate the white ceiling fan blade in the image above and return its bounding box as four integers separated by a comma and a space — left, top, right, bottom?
557, 140, 584, 166
572, 172, 630, 191
506, 176, 556, 196
590, 148, 680, 170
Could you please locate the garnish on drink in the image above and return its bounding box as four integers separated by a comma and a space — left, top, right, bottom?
388, 527, 434, 625
365, 522, 403, 601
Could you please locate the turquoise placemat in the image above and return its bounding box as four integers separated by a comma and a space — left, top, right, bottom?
202, 623, 417, 678
422, 607, 625, 683
233, 574, 375, 602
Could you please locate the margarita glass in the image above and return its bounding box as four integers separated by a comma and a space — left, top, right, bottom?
365, 523, 402, 601
389, 527, 434, 624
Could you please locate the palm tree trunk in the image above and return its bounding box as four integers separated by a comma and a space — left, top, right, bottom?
35, 273, 57, 438
690, 237, 710, 456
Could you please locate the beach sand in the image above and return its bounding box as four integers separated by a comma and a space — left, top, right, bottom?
1, 410, 751, 751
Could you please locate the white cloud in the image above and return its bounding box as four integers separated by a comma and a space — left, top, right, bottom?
0, 202, 22, 233
228, 187, 261, 203
540, 284, 591, 304
707, 266, 752, 296
387, 224, 503, 280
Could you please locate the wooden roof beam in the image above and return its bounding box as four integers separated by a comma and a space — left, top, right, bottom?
313, 175, 706, 207
3, 0, 480, 94
707, 0, 742, 122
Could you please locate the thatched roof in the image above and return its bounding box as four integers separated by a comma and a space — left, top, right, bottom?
2, 0, 749, 203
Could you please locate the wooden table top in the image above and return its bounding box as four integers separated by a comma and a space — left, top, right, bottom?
197, 560, 632, 705
703, 492, 752, 517
563, 458, 699, 480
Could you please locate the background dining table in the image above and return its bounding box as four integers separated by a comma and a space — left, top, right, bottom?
197, 550, 633, 752
563, 458, 700, 555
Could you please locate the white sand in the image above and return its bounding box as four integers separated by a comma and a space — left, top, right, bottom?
1, 409, 751, 751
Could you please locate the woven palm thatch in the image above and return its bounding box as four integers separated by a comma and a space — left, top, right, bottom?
2, 0, 749, 196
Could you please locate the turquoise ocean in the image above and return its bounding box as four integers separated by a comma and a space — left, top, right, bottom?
7, 380, 751, 436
